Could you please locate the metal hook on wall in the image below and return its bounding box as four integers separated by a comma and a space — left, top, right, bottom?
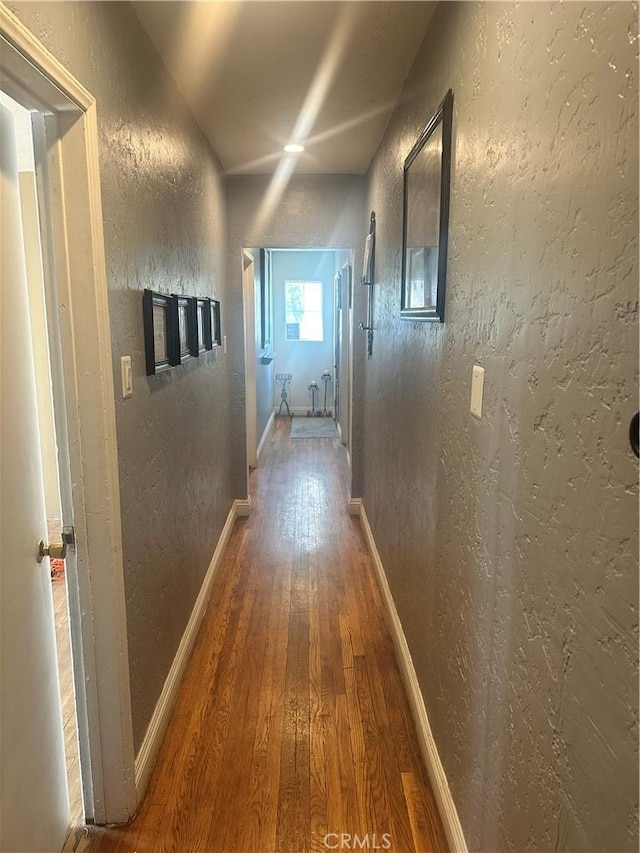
360, 210, 376, 359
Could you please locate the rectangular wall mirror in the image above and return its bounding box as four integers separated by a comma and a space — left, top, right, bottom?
401, 89, 453, 322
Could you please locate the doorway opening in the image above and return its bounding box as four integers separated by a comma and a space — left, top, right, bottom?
1, 88, 84, 836
242, 246, 355, 493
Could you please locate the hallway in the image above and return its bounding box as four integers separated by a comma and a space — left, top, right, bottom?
87, 418, 447, 853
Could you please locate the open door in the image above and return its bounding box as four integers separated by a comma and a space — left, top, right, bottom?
0, 7, 136, 827
334, 269, 342, 428
0, 103, 70, 852
333, 260, 352, 447
243, 250, 257, 474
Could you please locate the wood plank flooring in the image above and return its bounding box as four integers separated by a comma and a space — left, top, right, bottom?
86, 418, 447, 853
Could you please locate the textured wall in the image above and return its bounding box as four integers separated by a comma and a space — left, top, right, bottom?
364, 3, 638, 851
10, 2, 234, 752
226, 175, 366, 499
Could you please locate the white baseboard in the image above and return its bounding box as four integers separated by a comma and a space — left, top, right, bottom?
235, 495, 252, 517
134, 499, 243, 802
358, 504, 468, 853
257, 410, 275, 460
281, 407, 334, 418
347, 495, 362, 516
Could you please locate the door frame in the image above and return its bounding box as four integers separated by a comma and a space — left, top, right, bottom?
243, 250, 257, 477
333, 268, 342, 429
337, 258, 353, 458
0, 4, 136, 825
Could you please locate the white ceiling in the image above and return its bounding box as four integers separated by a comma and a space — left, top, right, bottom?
133, 1, 437, 175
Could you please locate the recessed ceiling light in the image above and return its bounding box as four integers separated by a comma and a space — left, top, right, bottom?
284, 143, 304, 153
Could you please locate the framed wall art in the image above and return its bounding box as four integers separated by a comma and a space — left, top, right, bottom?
195, 297, 212, 352
174, 295, 198, 361
210, 299, 222, 347
143, 289, 221, 375
143, 289, 178, 375
401, 89, 453, 322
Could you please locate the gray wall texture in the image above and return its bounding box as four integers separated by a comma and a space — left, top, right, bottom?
226, 175, 366, 499
8, 4, 638, 847
10, 1, 234, 752
363, 2, 638, 851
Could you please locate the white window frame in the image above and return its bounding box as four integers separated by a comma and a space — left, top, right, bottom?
284, 279, 324, 342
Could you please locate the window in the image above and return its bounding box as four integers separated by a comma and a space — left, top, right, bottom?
284, 280, 323, 342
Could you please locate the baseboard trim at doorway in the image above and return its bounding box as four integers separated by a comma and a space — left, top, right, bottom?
356, 503, 468, 853
347, 495, 362, 516
235, 495, 252, 517
134, 499, 246, 803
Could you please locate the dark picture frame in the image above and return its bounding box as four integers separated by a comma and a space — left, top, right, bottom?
195, 297, 212, 352
400, 89, 453, 322
174, 295, 198, 361
143, 289, 178, 375
210, 299, 222, 347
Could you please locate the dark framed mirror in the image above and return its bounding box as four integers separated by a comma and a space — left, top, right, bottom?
400, 89, 453, 322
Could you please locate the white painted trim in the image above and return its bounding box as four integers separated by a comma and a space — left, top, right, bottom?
256, 409, 275, 460
358, 503, 468, 853
135, 501, 240, 801
346, 255, 355, 469
338, 259, 351, 450
0, 4, 93, 110
347, 496, 362, 517
243, 251, 257, 475
235, 496, 252, 517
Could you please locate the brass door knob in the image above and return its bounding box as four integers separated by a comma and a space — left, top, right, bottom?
37, 540, 67, 563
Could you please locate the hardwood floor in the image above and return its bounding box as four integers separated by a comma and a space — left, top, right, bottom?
86, 418, 448, 853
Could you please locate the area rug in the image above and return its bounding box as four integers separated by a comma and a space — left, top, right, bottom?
290, 417, 339, 439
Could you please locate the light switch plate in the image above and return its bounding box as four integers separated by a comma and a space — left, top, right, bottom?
470, 365, 484, 419
121, 355, 133, 399
223, 335, 227, 355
